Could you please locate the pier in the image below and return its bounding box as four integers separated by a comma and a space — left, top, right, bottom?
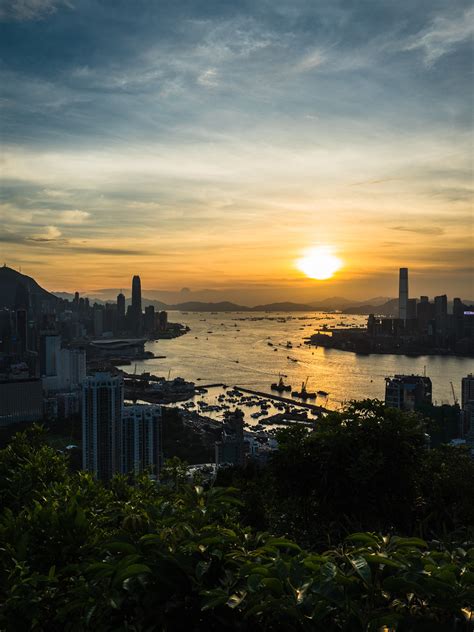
235, 386, 328, 414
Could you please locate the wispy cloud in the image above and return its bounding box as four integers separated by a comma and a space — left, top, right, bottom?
29, 225, 62, 241
0, 0, 72, 21
391, 225, 445, 236
402, 7, 474, 66
59, 210, 90, 224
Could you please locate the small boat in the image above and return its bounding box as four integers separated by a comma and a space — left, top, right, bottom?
317, 390, 328, 397
286, 341, 292, 348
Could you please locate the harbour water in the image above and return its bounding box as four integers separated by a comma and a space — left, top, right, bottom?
122, 311, 473, 410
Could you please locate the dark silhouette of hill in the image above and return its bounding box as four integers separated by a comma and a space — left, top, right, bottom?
171, 301, 250, 312
250, 302, 314, 312
342, 298, 399, 315
0, 265, 58, 313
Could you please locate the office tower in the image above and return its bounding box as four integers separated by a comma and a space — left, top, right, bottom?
385, 375, 432, 411
398, 268, 408, 322
40, 333, 60, 377
144, 305, 155, 334
158, 310, 168, 332
122, 404, 163, 475
82, 372, 124, 481
116, 292, 126, 332
462, 374, 474, 408
73, 292, 80, 310
434, 295, 448, 344
93, 306, 104, 337
0, 378, 43, 426
131, 275, 142, 334
59, 348, 86, 390
104, 303, 116, 334
407, 298, 417, 320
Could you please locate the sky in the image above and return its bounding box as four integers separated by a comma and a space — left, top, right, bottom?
0, 0, 473, 304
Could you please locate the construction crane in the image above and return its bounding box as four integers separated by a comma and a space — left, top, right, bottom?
450, 382, 458, 406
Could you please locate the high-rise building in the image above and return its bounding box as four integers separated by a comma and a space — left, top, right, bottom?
93, 306, 104, 337
398, 268, 409, 322
82, 372, 124, 481
215, 409, 245, 466
462, 374, 474, 408
116, 292, 126, 332
434, 295, 448, 345
385, 374, 432, 411
144, 305, 155, 333
122, 404, 163, 476
40, 333, 61, 377
158, 310, 168, 332
131, 275, 142, 334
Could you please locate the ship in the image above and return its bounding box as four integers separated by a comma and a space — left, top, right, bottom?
292, 379, 317, 400
271, 376, 291, 393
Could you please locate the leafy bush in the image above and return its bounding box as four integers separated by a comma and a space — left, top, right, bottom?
0, 424, 473, 631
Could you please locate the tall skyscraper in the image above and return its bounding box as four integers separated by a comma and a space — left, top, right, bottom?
122, 404, 163, 476
398, 268, 408, 322
116, 292, 125, 332
82, 372, 124, 481
131, 275, 142, 334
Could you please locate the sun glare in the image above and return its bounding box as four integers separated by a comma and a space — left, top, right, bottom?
296, 246, 342, 280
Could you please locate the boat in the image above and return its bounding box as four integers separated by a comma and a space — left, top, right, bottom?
317, 390, 329, 397
271, 376, 291, 393
292, 379, 317, 400
286, 341, 293, 348
287, 356, 298, 362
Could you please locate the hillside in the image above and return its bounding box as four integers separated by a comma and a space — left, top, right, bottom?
0, 265, 58, 313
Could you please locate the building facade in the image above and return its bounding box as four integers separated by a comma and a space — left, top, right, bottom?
385, 375, 432, 411
82, 372, 124, 481
122, 404, 163, 476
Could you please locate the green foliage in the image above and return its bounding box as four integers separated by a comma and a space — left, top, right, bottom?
0, 407, 473, 630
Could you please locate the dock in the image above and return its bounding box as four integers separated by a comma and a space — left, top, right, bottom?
235, 386, 328, 414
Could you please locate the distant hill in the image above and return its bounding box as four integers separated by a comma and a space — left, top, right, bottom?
342, 298, 398, 316
251, 302, 314, 312
171, 301, 250, 312
0, 265, 58, 313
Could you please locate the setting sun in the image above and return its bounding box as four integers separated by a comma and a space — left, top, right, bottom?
296, 246, 343, 280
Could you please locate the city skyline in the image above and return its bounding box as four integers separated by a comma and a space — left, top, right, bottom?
0, 1, 472, 300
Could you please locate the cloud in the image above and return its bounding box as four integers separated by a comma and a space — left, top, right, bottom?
197, 68, 219, 87
29, 225, 62, 241
295, 49, 326, 72
0, 0, 71, 21
391, 225, 445, 236
59, 210, 90, 224
402, 7, 474, 66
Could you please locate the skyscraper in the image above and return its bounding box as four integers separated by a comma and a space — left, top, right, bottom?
116, 292, 125, 332
131, 275, 142, 334
82, 372, 124, 481
398, 268, 408, 322
122, 404, 163, 476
